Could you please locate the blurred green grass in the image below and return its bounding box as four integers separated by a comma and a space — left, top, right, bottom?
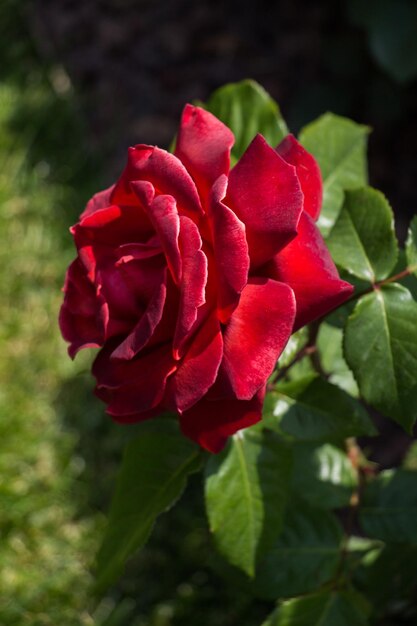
0, 83, 100, 624
0, 2, 104, 622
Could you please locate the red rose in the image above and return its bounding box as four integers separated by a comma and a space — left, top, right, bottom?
59, 105, 353, 452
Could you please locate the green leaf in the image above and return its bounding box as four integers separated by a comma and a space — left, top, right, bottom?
203, 79, 288, 162
344, 536, 384, 574
277, 328, 308, 370
253, 504, 343, 599
262, 590, 369, 626
344, 283, 417, 433
406, 215, 417, 276
360, 469, 417, 543
327, 187, 398, 282
354, 543, 417, 617
96, 420, 201, 591
299, 113, 369, 236
403, 441, 417, 470
317, 323, 358, 396
292, 443, 357, 509
205, 429, 292, 577
390, 247, 417, 298
268, 376, 375, 441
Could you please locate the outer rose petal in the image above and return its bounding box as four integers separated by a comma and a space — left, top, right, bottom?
180, 387, 265, 453
276, 134, 323, 221
173, 216, 208, 359
116, 145, 203, 218
226, 134, 303, 267
208, 175, 250, 323
59, 259, 107, 358
221, 278, 296, 400
264, 211, 353, 330
175, 104, 234, 204
110, 407, 161, 425
166, 313, 223, 412
80, 185, 115, 220
93, 343, 176, 415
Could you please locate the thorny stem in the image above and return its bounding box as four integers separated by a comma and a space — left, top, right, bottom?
269, 344, 317, 387
344, 265, 417, 305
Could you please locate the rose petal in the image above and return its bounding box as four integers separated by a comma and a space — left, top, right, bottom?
173, 216, 208, 359
93, 343, 176, 415
175, 104, 234, 205
110, 268, 168, 360
110, 407, 161, 425
131, 185, 182, 284
208, 175, 250, 323
59, 259, 107, 358
276, 134, 322, 221
72, 203, 155, 282
166, 313, 223, 413
180, 387, 265, 452
98, 252, 165, 323
265, 211, 354, 330
115, 238, 161, 264
226, 134, 303, 267
221, 278, 296, 400
80, 185, 115, 220
117, 145, 203, 218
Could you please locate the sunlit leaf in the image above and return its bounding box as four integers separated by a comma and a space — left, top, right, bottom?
299, 113, 369, 236
344, 284, 417, 433
327, 187, 397, 282
203, 79, 288, 162
205, 429, 292, 577
292, 443, 357, 509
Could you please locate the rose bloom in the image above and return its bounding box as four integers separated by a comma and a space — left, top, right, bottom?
60, 106, 352, 452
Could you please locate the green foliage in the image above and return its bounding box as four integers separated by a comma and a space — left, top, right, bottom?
403, 441, 417, 470
406, 215, 417, 274
316, 323, 358, 396
354, 543, 417, 622
203, 79, 288, 163
359, 469, 417, 543
205, 430, 292, 577
253, 504, 343, 599
262, 590, 369, 626
299, 113, 369, 236
266, 376, 375, 441
96, 420, 201, 591
327, 187, 398, 282
344, 284, 417, 433
291, 443, 357, 510
277, 328, 308, 369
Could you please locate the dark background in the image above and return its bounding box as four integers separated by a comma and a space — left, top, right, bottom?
30, 0, 417, 234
